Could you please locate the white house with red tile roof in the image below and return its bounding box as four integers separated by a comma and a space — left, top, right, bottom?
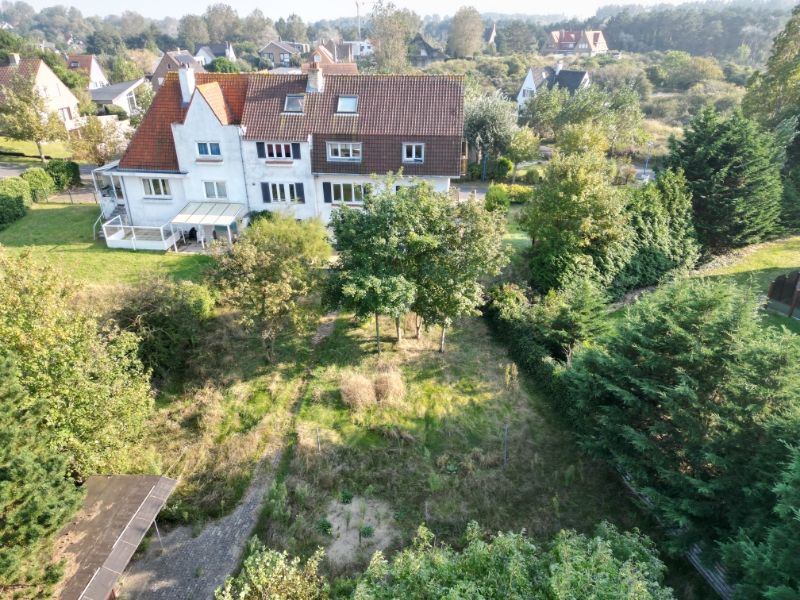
542, 30, 609, 56
66, 54, 108, 89
92, 66, 466, 250
0, 54, 81, 131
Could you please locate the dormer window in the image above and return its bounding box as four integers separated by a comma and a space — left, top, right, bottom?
284, 94, 305, 113
337, 95, 358, 113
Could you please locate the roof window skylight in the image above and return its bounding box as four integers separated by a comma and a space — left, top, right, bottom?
337, 95, 358, 113
284, 94, 305, 113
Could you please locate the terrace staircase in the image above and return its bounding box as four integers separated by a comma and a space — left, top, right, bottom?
94, 205, 128, 240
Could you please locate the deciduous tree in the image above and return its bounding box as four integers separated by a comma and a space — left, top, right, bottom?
505, 127, 539, 182
464, 89, 517, 179
0, 74, 67, 162
212, 215, 331, 361
446, 6, 484, 58
70, 116, 127, 165
370, 1, 421, 72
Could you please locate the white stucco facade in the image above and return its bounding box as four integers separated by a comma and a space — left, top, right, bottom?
95, 75, 458, 248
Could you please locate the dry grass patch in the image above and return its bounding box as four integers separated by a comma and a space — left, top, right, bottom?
323, 496, 398, 571
340, 371, 377, 409
374, 364, 406, 405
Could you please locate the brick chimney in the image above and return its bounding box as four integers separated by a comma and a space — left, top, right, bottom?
178, 65, 196, 105
306, 63, 324, 93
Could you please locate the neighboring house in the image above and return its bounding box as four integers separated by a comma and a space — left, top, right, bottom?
542, 30, 609, 56
92, 66, 466, 250
194, 42, 237, 66
301, 62, 358, 75
342, 39, 373, 58
484, 23, 497, 47
151, 50, 205, 92
0, 54, 81, 131
37, 40, 57, 52
305, 45, 358, 73
322, 39, 353, 63
408, 33, 448, 67
516, 64, 590, 109
66, 54, 108, 89
259, 40, 300, 67
284, 41, 311, 54
91, 78, 147, 115
0, 21, 14, 30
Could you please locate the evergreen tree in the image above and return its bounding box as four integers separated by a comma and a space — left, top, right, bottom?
722, 448, 800, 600
667, 107, 783, 253
612, 168, 699, 292
566, 279, 800, 549
0, 352, 82, 597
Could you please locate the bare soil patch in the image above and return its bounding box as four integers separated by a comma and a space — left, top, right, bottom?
324, 496, 397, 568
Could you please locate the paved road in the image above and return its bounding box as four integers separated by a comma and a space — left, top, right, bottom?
118, 315, 338, 600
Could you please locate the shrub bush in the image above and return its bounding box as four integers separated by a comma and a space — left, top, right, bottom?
20, 167, 55, 202
524, 166, 543, 185
374, 365, 406, 405
494, 157, 513, 181
103, 104, 128, 120
0, 177, 31, 227
340, 371, 376, 409
484, 184, 510, 212
491, 183, 533, 204
44, 159, 81, 191
114, 277, 215, 382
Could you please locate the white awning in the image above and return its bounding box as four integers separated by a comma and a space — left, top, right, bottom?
171, 202, 246, 227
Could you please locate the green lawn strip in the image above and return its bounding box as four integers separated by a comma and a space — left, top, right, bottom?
0, 136, 71, 160
0, 203, 211, 285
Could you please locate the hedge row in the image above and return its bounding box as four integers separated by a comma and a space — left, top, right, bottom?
44, 159, 81, 191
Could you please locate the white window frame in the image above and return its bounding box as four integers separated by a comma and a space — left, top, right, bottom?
284, 94, 305, 113
197, 141, 222, 159
269, 182, 303, 203
327, 142, 362, 162
337, 95, 359, 113
58, 107, 71, 122
142, 178, 171, 198
331, 182, 366, 204
260, 142, 294, 160
402, 143, 425, 164
203, 180, 227, 199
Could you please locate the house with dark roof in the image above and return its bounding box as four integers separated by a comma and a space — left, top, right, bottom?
91, 78, 148, 115
516, 64, 590, 110
195, 42, 237, 66
66, 54, 108, 89
408, 33, 448, 67
92, 66, 466, 250
150, 50, 205, 92
542, 30, 608, 56
0, 54, 81, 130
259, 40, 300, 67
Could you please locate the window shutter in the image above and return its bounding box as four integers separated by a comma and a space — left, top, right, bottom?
295, 183, 305, 203
256, 142, 266, 158
323, 182, 332, 203
291, 143, 301, 159
261, 182, 271, 203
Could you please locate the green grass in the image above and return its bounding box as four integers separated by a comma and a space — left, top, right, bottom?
0, 136, 71, 164
0, 203, 211, 286
262, 315, 654, 570
700, 236, 800, 290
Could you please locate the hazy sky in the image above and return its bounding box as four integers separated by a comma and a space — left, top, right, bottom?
24, 0, 686, 22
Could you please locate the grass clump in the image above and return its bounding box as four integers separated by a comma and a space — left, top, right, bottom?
373, 365, 406, 405
339, 372, 376, 409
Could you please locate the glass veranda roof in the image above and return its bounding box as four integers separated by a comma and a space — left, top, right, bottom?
171, 202, 246, 227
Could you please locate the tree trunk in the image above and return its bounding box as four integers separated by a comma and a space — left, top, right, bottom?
439, 326, 446, 353
415, 314, 422, 339
36, 140, 46, 163
481, 153, 488, 182
512, 162, 518, 183
375, 312, 381, 355
395, 316, 402, 343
